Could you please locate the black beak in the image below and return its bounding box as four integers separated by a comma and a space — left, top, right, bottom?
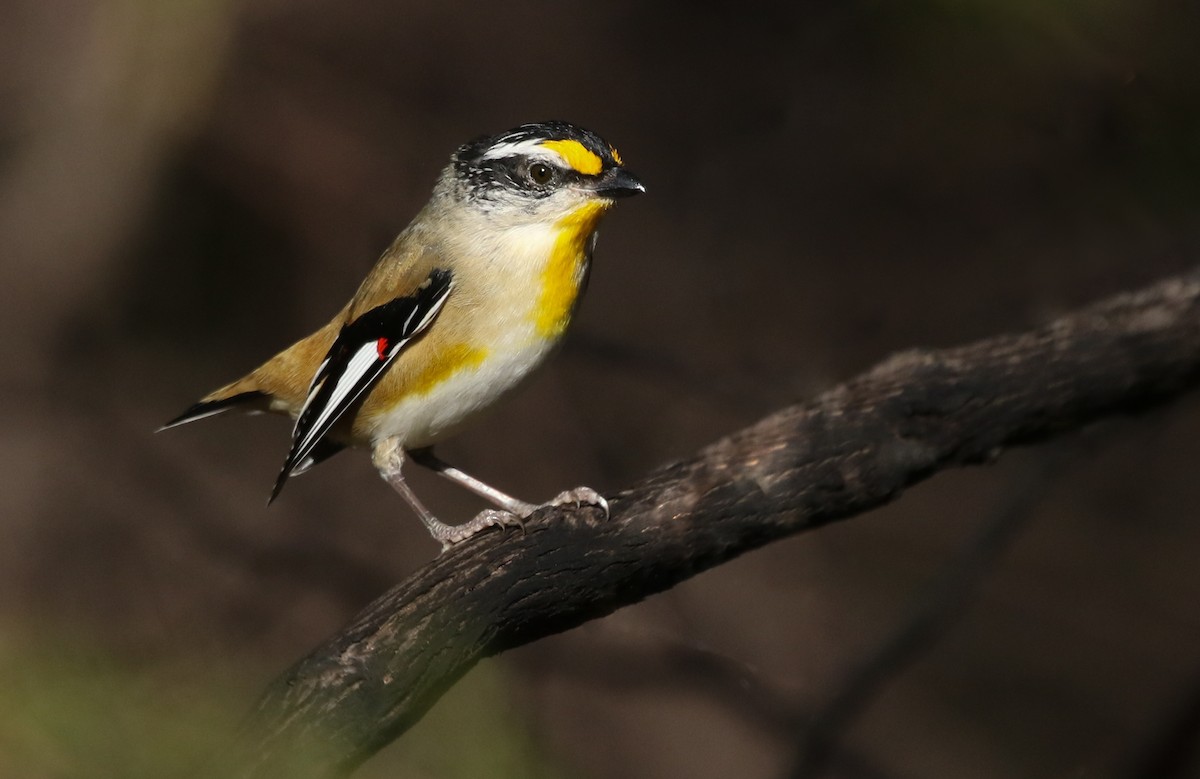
594, 167, 646, 199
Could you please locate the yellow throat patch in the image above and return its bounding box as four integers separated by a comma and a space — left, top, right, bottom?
533, 201, 608, 338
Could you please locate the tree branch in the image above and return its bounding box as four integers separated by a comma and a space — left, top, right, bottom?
213, 267, 1200, 779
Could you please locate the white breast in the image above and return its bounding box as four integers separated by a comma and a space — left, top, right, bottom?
371, 334, 559, 448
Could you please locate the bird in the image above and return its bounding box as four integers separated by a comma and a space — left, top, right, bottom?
163, 120, 644, 548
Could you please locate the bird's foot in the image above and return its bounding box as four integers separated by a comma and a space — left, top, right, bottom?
542, 486, 610, 519
432, 510, 523, 551
436, 487, 609, 551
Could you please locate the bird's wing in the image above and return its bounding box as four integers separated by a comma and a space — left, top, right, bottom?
270, 267, 453, 502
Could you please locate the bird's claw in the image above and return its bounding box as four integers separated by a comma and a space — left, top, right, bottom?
434, 509, 524, 551
544, 486, 610, 519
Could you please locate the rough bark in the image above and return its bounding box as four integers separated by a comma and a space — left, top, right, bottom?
212, 268, 1200, 778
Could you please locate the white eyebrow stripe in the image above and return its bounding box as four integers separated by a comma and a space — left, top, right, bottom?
481, 139, 568, 167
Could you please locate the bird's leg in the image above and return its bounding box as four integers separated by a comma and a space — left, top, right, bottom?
371, 438, 520, 549
409, 447, 535, 514
410, 447, 610, 519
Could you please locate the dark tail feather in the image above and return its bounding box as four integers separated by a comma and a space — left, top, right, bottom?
268, 465, 292, 506
267, 437, 345, 505
158, 391, 269, 431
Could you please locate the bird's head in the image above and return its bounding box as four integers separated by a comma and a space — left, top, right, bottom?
441, 120, 644, 225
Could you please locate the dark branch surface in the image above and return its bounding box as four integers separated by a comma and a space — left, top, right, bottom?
214, 268, 1200, 779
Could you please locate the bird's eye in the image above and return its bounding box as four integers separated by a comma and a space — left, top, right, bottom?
528, 162, 553, 186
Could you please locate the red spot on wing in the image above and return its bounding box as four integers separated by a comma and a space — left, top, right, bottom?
376, 338, 388, 359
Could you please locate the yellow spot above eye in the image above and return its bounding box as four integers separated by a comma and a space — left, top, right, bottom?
540, 139, 603, 176
610, 146, 623, 166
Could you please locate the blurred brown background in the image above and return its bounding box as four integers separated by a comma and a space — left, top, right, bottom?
3, 1, 1200, 777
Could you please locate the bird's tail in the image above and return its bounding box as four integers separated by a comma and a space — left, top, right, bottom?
159, 386, 271, 431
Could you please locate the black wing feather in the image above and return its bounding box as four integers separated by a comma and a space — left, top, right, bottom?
269, 268, 453, 502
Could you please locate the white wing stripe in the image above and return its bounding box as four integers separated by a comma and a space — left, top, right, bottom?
296, 341, 386, 453
414, 294, 450, 333
293, 376, 326, 430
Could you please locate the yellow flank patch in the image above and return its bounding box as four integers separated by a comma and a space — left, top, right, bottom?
541, 139, 603, 176
533, 202, 608, 338
406, 342, 489, 396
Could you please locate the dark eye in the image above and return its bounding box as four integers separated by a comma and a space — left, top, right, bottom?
528, 162, 553, 186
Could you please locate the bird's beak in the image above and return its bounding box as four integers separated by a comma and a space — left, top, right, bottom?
594, 167, 646, 199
